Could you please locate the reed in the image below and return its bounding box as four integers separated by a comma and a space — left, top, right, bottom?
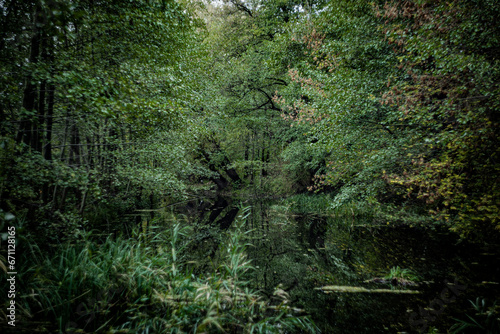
8, 209, 318, 333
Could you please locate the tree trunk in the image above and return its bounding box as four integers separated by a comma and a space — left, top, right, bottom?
44, 84, 54, 161
17, 6, 43, 149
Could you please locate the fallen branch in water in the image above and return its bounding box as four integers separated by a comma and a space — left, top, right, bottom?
315, 285, 420, 294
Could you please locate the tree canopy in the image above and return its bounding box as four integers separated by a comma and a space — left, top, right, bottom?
1, 0, 499, 331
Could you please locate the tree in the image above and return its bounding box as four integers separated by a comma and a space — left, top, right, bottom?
275, 0, 500, 240
0, 0, 201, 237
375, 0, 500, 239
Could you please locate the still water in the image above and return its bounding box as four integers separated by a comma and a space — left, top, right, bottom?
168, 196, 500, 333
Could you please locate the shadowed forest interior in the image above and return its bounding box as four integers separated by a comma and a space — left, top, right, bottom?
0, 0, 499, 333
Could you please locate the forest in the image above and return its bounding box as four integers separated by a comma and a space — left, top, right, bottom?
0, 0, 499, 333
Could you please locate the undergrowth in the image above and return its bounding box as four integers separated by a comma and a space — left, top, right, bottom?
2, 209, 318, 333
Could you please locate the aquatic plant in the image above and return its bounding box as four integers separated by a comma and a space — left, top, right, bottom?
8, 211, 318, 333
384, 266, 420, 282
450, 298, 500, 334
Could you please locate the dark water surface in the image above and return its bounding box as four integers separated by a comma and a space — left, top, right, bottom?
171, 196, 500, 333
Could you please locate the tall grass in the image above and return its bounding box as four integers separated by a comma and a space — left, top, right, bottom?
9, 210, 318, 333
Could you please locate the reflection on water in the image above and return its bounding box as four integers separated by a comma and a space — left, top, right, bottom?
171, 196, 500, 333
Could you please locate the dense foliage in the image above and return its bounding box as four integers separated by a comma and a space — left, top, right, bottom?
272, 0, 500, 240
1, 0, 214, 241
1, 0, 499, 332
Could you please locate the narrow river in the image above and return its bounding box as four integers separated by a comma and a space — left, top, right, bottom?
164, 195, 500, 333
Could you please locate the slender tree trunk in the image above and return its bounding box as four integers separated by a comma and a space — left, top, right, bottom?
41, 84, 55, 204
244, 143, 250, 180
86, 135, 94, 169
17, 12, 42, 147
79, 190, 87, 215
261, 137, 269, 177
149, 191, 155, 219
44, 84, 54, 161
60, 110, 71, 161
35, 80, 46, 153
69, 125, 81, 167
